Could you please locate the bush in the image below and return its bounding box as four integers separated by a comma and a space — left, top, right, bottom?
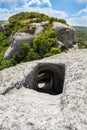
78, 42, 87, 49
33, 30, 58, 58
45, 47, 61, 57
50, 47, 61, 54
24, 48, 40, 61
58, 19, 67, 24
0, 59, 16, 70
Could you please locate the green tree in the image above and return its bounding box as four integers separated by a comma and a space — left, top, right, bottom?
33, 30, 58, 58
24, 48, 40, 61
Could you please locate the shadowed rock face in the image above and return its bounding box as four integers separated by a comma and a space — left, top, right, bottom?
35, 63, 65, 95
58, 28, 75, 47
4, 21, 76, 60
16, 63, 65, 96
51, 22, 76, 47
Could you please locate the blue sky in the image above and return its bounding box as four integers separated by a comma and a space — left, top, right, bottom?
0, 0, 87, 26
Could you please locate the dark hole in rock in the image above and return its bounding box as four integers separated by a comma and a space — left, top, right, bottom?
34, 63, 65, 95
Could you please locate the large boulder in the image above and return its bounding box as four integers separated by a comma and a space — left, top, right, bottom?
4, 33, 35, 59
4, 21, 49, 59
51, 22, 76, 47
0, 49, 87, 130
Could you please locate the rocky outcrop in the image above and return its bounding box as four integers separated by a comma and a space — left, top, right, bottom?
4, 32, 35, 59
0, 20, 9, 31
4, 21, 76, 60
51, 22, 76, 47
0, 49, 87, 130
4, 21, 49, 59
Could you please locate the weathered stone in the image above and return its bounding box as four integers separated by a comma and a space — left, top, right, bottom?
51, 22, 76, 47
0, 20, 9, 31
0, 49, 87, 130
4, 21, 48, 59
4, 32, 35, 59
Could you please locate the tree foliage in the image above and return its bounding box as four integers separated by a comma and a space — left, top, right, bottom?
74, 26, 87, 48
33, 30, 59, 58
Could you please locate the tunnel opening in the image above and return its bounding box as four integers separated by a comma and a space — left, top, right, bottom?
34, 63, 65, 95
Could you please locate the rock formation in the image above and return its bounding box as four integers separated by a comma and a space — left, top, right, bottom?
4, 21, 49, 59
4, 21, 76, 60
0, 20, 9, 31
0, 49, 87, 130
51, 22, 76, 47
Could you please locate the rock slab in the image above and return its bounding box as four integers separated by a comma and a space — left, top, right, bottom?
0, 49, 87, 130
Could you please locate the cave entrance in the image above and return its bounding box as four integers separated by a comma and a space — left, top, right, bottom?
34, 63, 65, 95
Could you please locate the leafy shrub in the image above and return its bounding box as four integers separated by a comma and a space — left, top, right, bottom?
0, 59, 16, 70
33, 30, 58, 58
50, 47, 61, 54
78, 42, 87, 49
58, 19, 67, 24
24, 48, 40, 61
74, 26, 87, 49
45, 47, 61, 57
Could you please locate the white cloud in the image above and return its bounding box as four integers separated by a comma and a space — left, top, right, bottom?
0, 0, 68, 19
23, 3, 68, 18
72, 5, 87, 16
0, 0, 14, 2
67, 17, 87, 26
0, 0, 87, 26
0, 0, 27, 7
26, 0, 41, 6
42, 8, 68, 18
42, 0, 52, 7
0, 8, 11, 20
77, 0, 87, 3
26, 0, 52, 7
67, 5, 87, 26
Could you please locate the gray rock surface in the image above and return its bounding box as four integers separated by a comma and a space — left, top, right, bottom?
4, 21, 49, 59
0, 49, 87, 130
4, 32, 35, 59
51, 22, 76, 47
4, 21, 76, 59
0, 20, 9, 31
